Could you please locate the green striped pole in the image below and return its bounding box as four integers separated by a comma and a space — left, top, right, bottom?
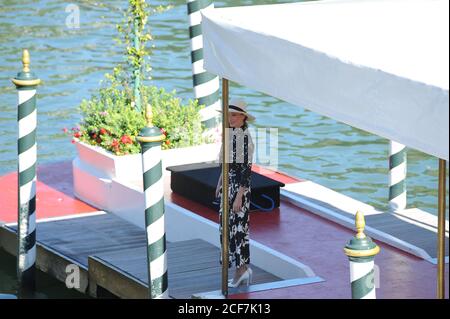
389, 141, 407, 211
344, 211, 380, 299
186, 0, 221, 135
137, 105, 169, 299
11, 49, 41, 292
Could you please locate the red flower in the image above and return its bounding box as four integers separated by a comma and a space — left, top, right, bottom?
99, 128, 107, 135
73, 132, 82, 138
111, 139, 119, 147
121, 135, 132, 144
71, 139, 76, 144
165, 140, 170, 145
96, 137, 102, 144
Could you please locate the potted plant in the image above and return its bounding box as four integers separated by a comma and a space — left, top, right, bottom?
70, 0, 220, 210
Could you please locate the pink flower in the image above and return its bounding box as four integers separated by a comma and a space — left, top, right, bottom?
62, 128, 68, 133
100, 111, 108, 116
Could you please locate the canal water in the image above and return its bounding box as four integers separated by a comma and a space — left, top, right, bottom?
0, 0, 448, 298
0, 248, 87, 298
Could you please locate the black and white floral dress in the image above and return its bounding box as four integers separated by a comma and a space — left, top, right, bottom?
218, 124, 254, 268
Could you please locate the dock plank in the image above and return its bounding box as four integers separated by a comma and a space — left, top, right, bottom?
93, 240, 281, 299
9, 213, 281, 298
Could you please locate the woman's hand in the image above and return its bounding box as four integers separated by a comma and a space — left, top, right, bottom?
232, 194, 243, 213
232, 187, 246, 213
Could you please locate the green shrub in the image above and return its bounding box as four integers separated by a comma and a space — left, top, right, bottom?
72, 86, 205, 155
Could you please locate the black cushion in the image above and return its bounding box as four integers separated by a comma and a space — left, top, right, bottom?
166, 162, 285, 212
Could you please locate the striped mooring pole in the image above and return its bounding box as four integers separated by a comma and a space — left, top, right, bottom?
344, 211, 380, 299
12, 49, 40, 292
186, 0, 221, 135
137, 104, 169, 299
389, 141, 407, 211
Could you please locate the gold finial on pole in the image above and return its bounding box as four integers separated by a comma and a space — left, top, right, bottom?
22, 49, 30, 73
355, 210, 366, 239
145, 103, 153, 127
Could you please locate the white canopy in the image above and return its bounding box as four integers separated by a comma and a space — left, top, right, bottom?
201, 0, 449, 160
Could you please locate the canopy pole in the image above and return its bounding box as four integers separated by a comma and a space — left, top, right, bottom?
221, 78, 230, 297
437, 159, 447, 299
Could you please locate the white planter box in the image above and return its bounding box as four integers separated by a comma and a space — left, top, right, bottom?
74, 140, 142, 181
72, 140, 221, 211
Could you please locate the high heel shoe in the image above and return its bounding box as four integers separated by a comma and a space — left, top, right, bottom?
228, 268, 252, 288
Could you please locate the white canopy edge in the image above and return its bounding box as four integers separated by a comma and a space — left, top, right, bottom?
201, 0, 449, 160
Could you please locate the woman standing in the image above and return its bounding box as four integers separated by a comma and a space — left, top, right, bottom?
215, 99, 255, 288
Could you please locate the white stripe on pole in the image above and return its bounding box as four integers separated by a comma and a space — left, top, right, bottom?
390, 162, 407, 186
349, 260, 374, 282
361, 288, 376, 299
188, 11, 203, 27
142, 146, 161, 171
390, 141, 405, 154
18, 109, 37, 138
146, 215, 165, 246
349, 260, 376, 299
18, 245, 36, 271
194, 78, 220, 97
19, 179, 36, 205
19, 145, 37, 173
192, 60, 206, 74
18, 89, 35, 105
191, 35, 204, 51
150, 252, 168, 279
144, 179, 164, 209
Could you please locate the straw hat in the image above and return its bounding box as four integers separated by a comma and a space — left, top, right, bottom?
218, 99, 255, 122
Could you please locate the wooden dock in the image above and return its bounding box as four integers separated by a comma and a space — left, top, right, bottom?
0, 212, 286, 298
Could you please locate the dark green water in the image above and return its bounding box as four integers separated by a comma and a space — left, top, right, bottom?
0, 0, 448, 298
0, 248, 87, 298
